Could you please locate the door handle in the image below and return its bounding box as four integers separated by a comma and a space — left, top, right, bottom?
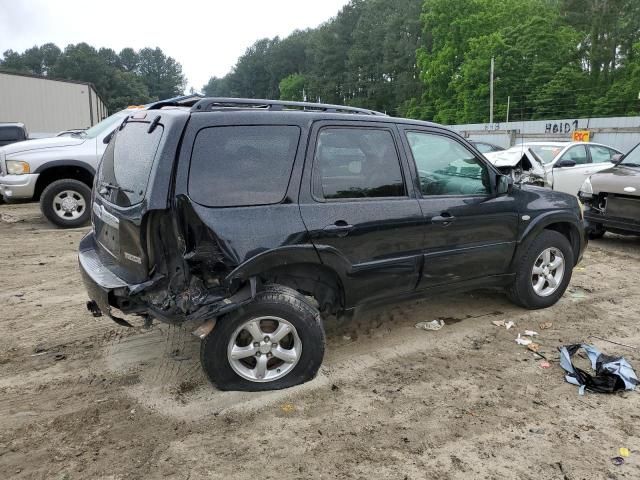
431, 212, 455, 226
323, 221, 354, 237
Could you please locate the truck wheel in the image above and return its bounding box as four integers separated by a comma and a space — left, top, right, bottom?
40, 179, 92, 228
507, 230, 574, 309
200, 285, 325, 391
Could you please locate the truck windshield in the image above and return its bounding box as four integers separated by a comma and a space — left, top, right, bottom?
83, 110, 139, 139
97, 122, 163, 206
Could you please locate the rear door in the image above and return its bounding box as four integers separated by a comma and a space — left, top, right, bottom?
299, 121, 424, 306
399, 127, 519, 288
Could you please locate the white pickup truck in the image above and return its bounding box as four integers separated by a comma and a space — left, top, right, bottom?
0, 109, 137, 227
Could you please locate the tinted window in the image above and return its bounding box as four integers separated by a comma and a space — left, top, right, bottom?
314, 128, 405, 199
0, 126, 25, 142
407, 132, 490, 196
474, 142, 497, 153
589, 145, 617, 163
98, 122, 163, 207
189, 126, 300, 207
559, 145, 588, 165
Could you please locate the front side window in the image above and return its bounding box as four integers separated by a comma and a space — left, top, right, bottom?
406, 132, 490, 196
559, 145, 588, 165
98, 122, 163, 207
314, 128, 405, 200
189, 125, 300, 207
589, 145, 617, 163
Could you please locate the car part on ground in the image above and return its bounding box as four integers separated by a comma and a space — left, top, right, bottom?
78, 97, 587, 391
580, 143, 640, 237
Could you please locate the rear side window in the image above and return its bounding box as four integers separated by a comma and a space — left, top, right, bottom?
313, 127, 405, 200
98, 122, 163, 207
189, 125, 300, 207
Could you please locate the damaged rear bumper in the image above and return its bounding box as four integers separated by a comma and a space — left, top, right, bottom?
79, 232, 253, 328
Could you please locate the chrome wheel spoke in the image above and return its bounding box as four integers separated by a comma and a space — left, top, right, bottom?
533, 276, 546, 294
254, 355, 268, 379
244, 320, 264, 342
546, 274, 558, 288
532, 265, 544, 275
229, 344, 257, 360
548, 256, 563, 270
271, 322, 292, 343
531, 247, 565, 297
272, 346, 298, 363
542, 249, 551, 265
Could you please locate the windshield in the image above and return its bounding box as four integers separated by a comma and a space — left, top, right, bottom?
527, 145, 564, 164
83, 110, 139, 139
620, 143, 640, 167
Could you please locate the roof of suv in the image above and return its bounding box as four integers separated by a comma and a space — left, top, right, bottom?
149, 97, 443, 130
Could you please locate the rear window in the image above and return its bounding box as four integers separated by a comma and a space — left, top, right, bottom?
188, 125, 300, 207
0, 126, 25, 142
98, 122, 163, 207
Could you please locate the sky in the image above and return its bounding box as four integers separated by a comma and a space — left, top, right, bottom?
0, 0, 351, 91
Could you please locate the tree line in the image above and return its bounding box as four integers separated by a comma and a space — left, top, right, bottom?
204, 0, 640, 123
0, 43, 185, 113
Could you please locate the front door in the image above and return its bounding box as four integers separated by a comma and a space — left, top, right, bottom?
551, 145, 596, 195
299, 122, 424, 307
399, 128, 519, 288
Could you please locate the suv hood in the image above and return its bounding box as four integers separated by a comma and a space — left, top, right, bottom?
589, 166, 640, 196
0, 136, 85, 156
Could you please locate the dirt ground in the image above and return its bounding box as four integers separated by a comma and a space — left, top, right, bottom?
0, 202, 639, 480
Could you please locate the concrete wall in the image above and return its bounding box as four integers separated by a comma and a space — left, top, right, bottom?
448, 116, 640, 153
0, 72, 108, 136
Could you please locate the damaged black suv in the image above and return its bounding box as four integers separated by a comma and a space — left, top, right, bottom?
79, 98, 587, 391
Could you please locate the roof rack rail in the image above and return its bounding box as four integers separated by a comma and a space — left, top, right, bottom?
190, 97, 386, 116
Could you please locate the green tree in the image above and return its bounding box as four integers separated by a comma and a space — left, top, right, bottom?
279, 74, 306, 101
137, 47, 185, 100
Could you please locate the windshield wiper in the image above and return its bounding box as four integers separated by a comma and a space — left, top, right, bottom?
620, 162, 640, 167
99, 181, 134, 193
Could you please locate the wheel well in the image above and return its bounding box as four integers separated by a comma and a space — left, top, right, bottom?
34, 166, 94, 200
544, 222, 579, 264
258, 263, 344, 315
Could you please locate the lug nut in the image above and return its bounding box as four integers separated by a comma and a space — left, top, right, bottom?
267, 353, 272, 358
256, 352, 261, 357
264, 336, 270, 342
253, 342, 259, 348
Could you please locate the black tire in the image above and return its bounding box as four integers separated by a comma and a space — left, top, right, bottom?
507, 230, 574, 309
200, 284, 325, 391
588, 225, 606, 240
40, 179, 92, 228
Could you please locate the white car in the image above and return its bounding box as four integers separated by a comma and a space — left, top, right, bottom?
484, 141, 622, 195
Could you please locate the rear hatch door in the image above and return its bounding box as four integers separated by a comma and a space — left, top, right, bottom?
92, 116, 165, 285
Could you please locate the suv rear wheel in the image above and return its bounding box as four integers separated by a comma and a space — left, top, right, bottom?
200, 285, 325, 391
40, 179, 92, 228
507, 230, 574, 309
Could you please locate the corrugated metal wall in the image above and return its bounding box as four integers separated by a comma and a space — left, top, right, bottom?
0, 72, 108, 136
449, 116, 640, 153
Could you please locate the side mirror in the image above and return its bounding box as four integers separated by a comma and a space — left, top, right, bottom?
611, 153, 623, 163
496, 174, 513, 195
103, 130, 115, 144
555, 159, 576, 168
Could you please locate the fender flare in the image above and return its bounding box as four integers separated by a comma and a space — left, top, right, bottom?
32, 160, 96, 176
513, 210, 583, 268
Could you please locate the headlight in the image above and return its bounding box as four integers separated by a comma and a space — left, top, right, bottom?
579, 177, 593, 197
6, 160, 30, 175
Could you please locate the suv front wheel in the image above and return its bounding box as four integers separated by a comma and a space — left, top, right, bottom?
200, 284, 325, 391
40, 179, 92, 228
507, 230, 574, 309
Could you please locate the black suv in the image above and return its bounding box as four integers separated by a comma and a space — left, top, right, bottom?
79, 98, 587, 391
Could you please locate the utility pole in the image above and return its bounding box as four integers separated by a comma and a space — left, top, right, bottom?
489, 57, 494, 124
506, 95, 510, 123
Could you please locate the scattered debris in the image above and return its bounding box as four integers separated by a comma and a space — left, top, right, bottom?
539, 361, 551, 369
280, 402, 295, 413
611, 456, 625, 466
527, 343, 541, 353
524, 330, 539, 337
491, 320, 515, 329
559, 344, 638, 395
516, 334, 532, 346
492, 320, 505, 327
619, 447, 630, 458
0, 213, 22, 223
505, 321, 515, 330
342, 335, 352, 341
415, 320, 445, 331
539, 322, 553, 330
54, 353, 66, 361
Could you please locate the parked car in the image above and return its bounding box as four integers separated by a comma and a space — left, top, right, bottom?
79, 97, 587, 391
0, 122, 28, 147
0, 108, 141, 227
580, 143, 640, 238
484, 141, 622, 195
470, 140, 504, 154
